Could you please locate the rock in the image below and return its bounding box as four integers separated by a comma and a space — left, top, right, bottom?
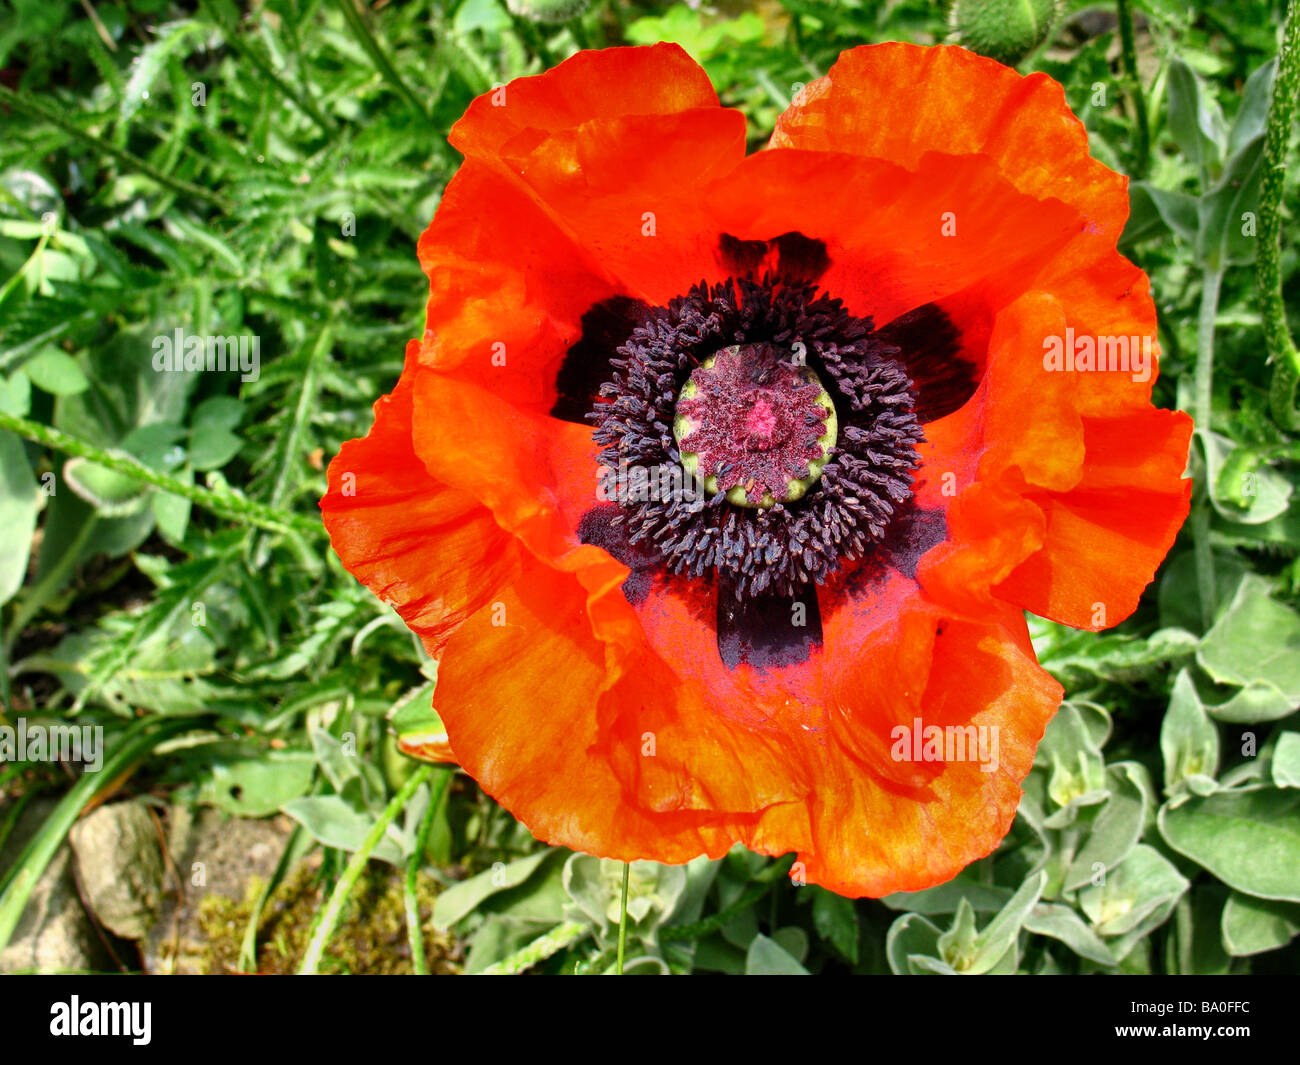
0, 799, 113, 974
142, 805, 294, 974
69, 801, 164, 940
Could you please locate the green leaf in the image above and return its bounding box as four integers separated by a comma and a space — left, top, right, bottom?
1170, 888, 1232, 974
1161, 669, 1221, 792
62, 455, 152, 514
1205, 680, 1297, 724
1197, 574, 1300, 705
1037, 625, 1197, 689
1078, 844, 1189, 938
1166, 57, 1226, 179
1159, 551, 1250, 633
121, 20, 207, 126
1125, 182, 1199, 245
22, 346, 88, 395
885, 912, 944, 975
1023, 902, 1118, 966
1220, 891, 1300, 956
308, 726, 384, 808
1202, 430, 1291, 524
1198, 135, 1267, 267
1226, 59, 1277, 158
1065, 762, 1149, 890
281, 794, 405, 865
881, 875, 1012, 916
1273, 733, 1300, 788
1036, 702, 1109, 821
0, 430, 38, 606
966, 869, 1045, 973
187, 422, 243, 470
197, 748, 316, 817
0, 371, 31, 417
745, 932, 810, 975
561, 855, 686, 935
1166, 60, 1221, 162
151, 471, 192, 544
1159, 788, 1300, 901
811, 887, 860, 964
432, 850, 559, 931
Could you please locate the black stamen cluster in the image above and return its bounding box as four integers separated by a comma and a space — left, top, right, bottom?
588, 277, 924, 600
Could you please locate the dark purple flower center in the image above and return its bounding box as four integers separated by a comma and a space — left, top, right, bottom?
674, 344, 837, 508
586, 276, 925, 601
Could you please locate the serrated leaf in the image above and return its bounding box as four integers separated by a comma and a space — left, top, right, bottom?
121, 21, 207, 126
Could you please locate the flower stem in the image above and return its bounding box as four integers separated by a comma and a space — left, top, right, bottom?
616, 861, 630, 975
0, 410, 319, 537
0, 84, 227, 208
1194, 264, 1223, 630
481, 921, 589, 976
405, 769, 452, 975
298, 764, 433, 975
1116, 0, 1151, 177
1260, 0, 1300, 430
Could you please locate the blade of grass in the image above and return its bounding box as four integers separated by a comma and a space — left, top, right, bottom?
298, 764, 432, 974
0, 411, 319, 537
267, 321, 334, 511
239, 823, 310, 972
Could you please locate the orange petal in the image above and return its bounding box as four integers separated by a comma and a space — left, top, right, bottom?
450, 44, 722, 161
771, 42, 1128, 239
798, 605, 1061, 897
321, 347, 522, 655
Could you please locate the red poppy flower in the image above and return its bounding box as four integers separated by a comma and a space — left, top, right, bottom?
321, 43, 1192, 897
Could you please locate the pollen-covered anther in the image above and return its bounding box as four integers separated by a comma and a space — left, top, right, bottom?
674, 344, 838, 508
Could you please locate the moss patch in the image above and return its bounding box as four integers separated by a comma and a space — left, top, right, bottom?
194, 863, 460, 975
